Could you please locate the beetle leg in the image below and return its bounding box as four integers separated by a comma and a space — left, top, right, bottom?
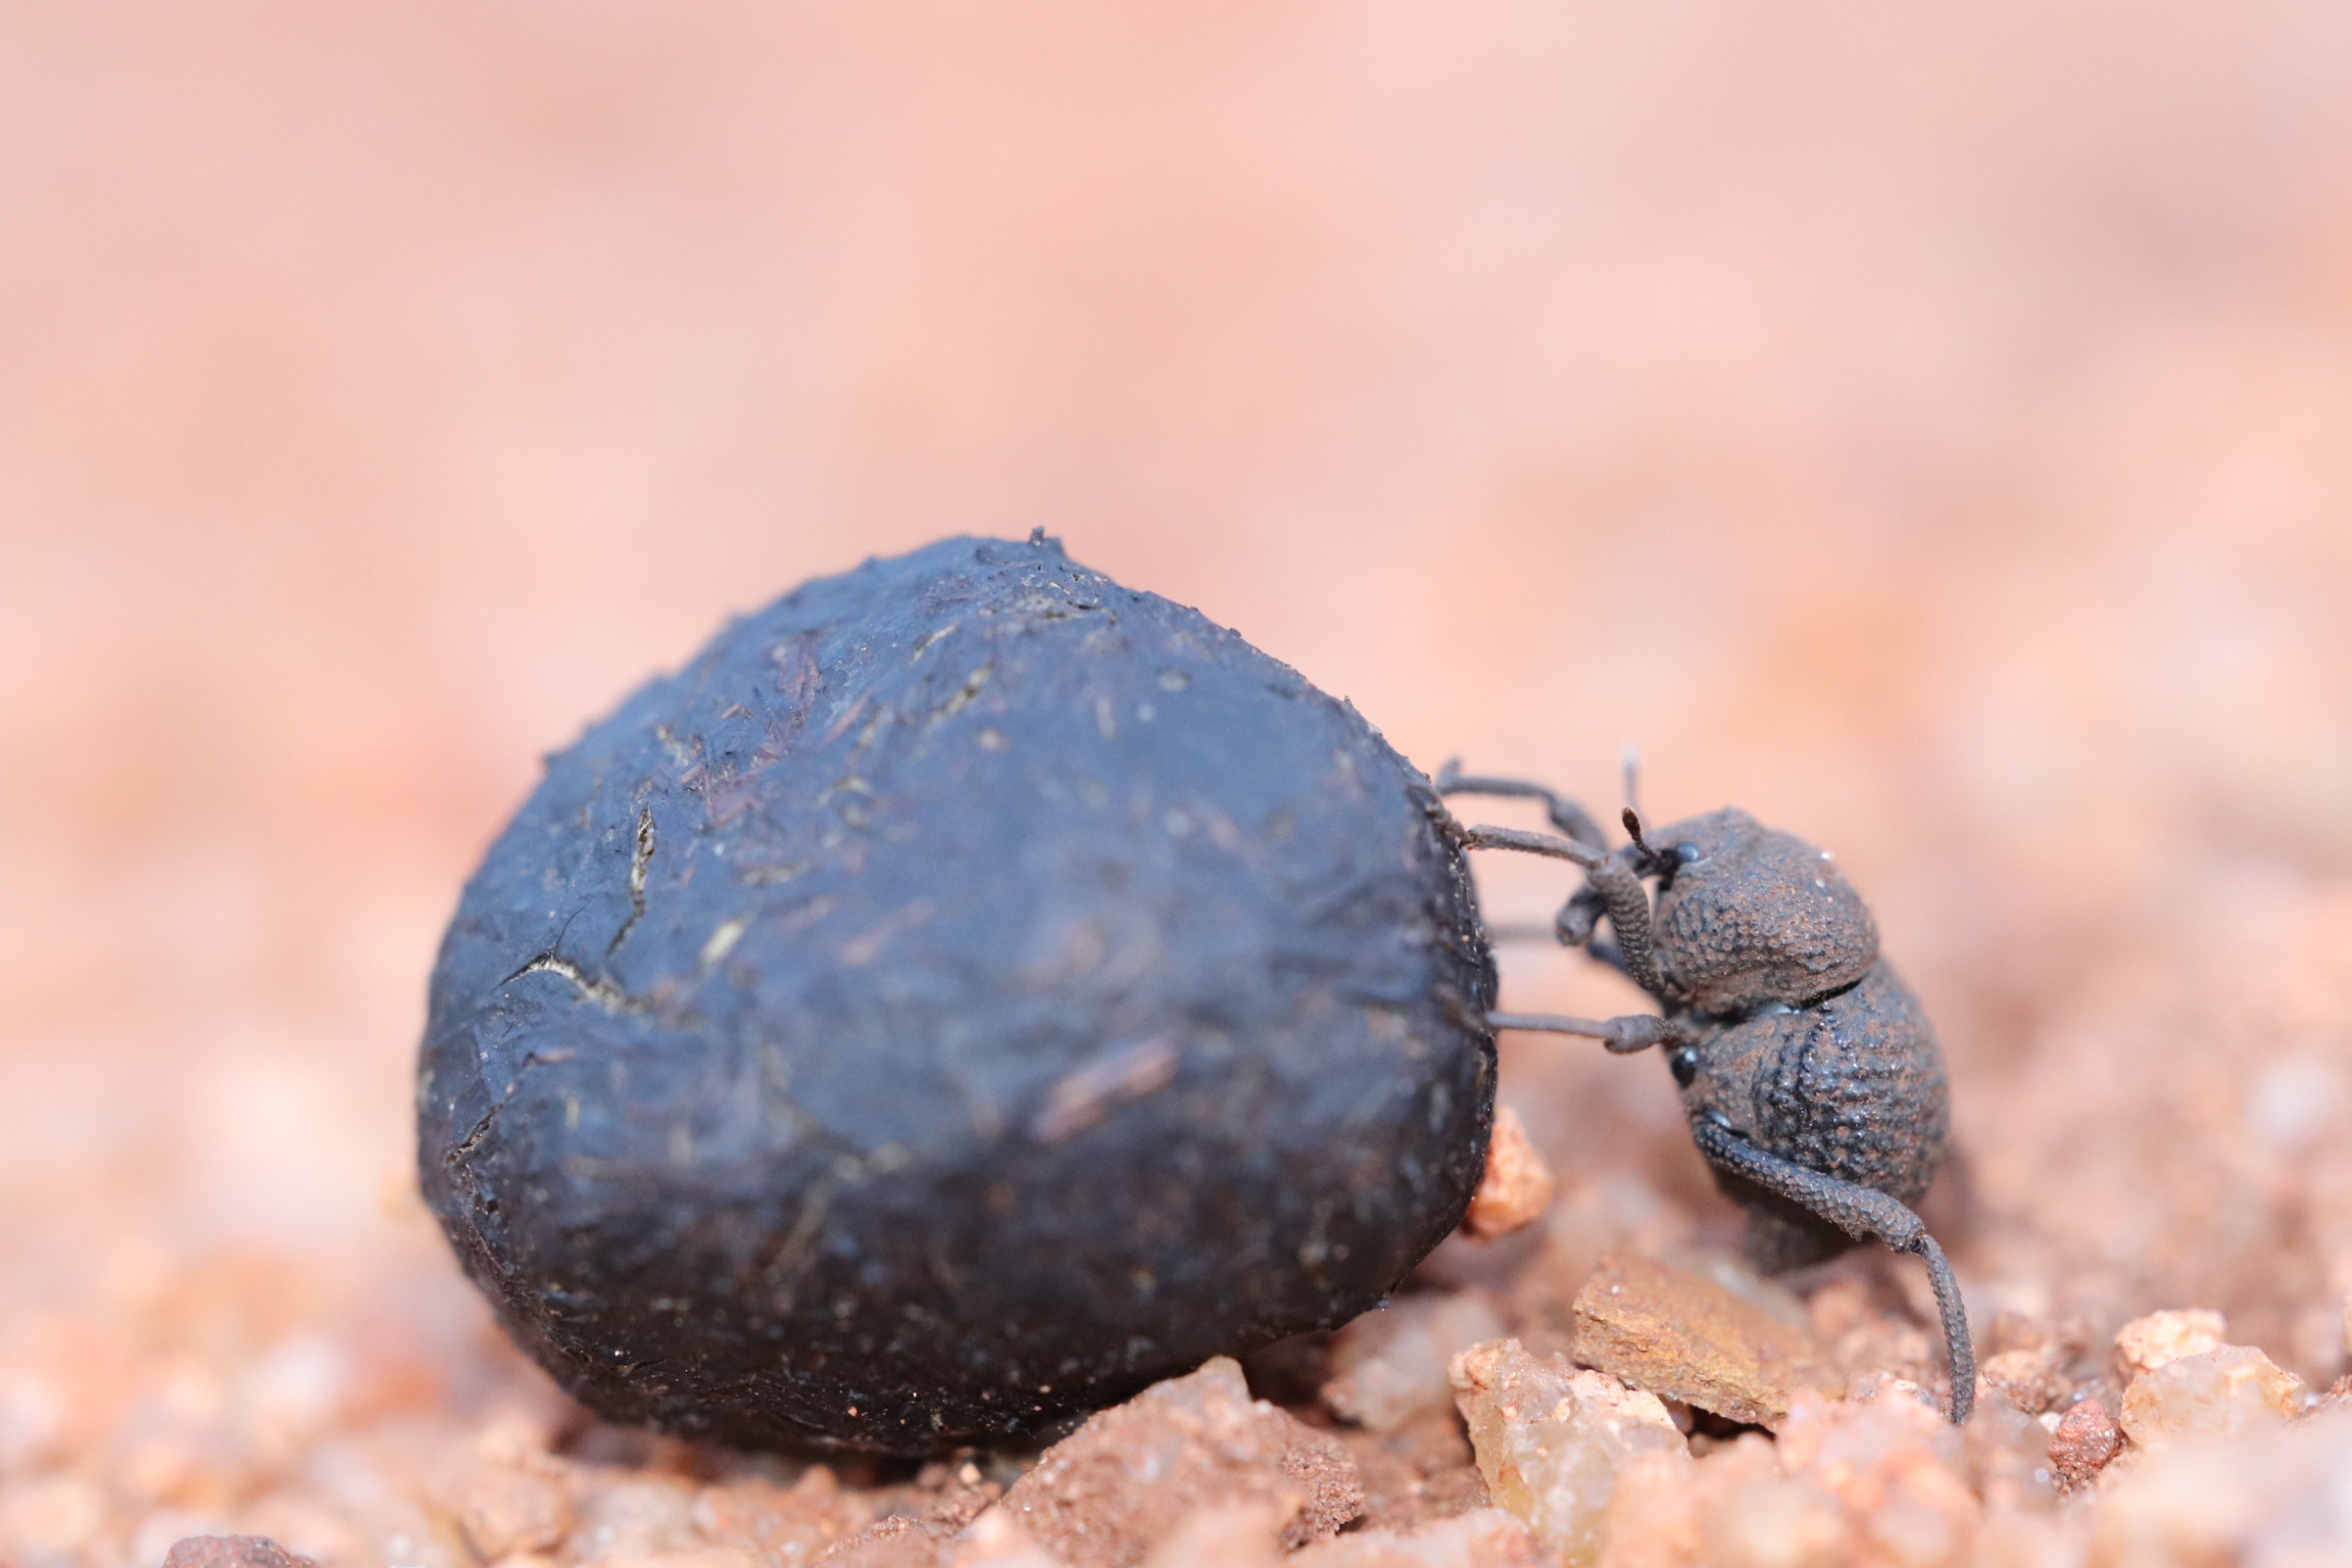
1460, 822, 1602, 865
1435, 763, 1611, 850
1484, 920, 1569, 945
1488, 1011, 1691, 1054
1555, 885, 1607, 948
1459, 824, 1666, 997
1689, 1116, 1977, 1426
1582, 855, 1667, 998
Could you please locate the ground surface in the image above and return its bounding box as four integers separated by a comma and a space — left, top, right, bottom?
6, 4, 2352, 1565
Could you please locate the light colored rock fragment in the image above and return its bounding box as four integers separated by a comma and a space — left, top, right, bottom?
692, 1469, 867, 1568
623, 1550, 764, 1568
571, 1476, 702, 1565
944, 1509, 1064, 1568
1569, 1250, 1838, 1429
1978, 1348, 2072, 1416
1135, 1503, 1286, 1568
1962, 1387, 2063, 1515
1000, 1356, 1360, 1568
1322, 1293, 1507, 1432
1775, 1387, 1979, 1568
1603, 1396, 1990, 1568
2117, 1345, 2301, 1447
1969, 1508, 2092, 1568
1449, 1338, 1687, 1568
1692, 1449, 1845, 1568
1464, 1104, 1555, 1238
1595, 1446, 1704, 1568
1290, 1506, 1542, 1566
2111, 1309, 2226, 1381
2091, 1408, 2352, 1566
453, 1437, 572, 1561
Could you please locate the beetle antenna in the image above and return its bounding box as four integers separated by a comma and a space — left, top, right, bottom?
1621, 807, 1650, 856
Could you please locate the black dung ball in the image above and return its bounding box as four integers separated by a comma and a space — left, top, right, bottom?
416, 534, 1496, 1453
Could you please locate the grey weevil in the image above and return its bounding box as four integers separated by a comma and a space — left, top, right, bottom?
1438, 761, 1977, 1425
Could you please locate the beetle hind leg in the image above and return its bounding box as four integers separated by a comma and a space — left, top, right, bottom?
1690, 1116, 1977, 1426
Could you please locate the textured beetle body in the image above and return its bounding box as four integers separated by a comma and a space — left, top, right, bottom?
1636, 808, 1949, 1268
1446, 776, 1976, 1423
1674, 958, 1948, 1271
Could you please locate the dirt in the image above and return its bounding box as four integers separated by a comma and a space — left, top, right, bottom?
9, 4, 2352, 1566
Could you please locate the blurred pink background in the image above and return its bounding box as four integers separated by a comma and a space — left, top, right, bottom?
5, 2, 2352, 1364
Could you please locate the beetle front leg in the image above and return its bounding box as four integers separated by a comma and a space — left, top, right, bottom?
1456, 824, 1667, 999
1488, 1010, 1691, 1054
1435, 762, 1611, 849
1690, 1116, 1977, 1426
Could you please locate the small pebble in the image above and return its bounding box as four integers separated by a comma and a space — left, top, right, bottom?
1979, 1348, 2072, 1415
1973, 1319, 2086, 1417
1322, 1293, 1506, 1432
1775, 1389, 1979, 1567
2092, 1408, 2352, 1566
1290, 1507, 1543, 1566
945, 1510, 1061, 1568
2118, 1345, 2302, 1447
1568, 1251, 1837, 1430
454, 1451, 571, 1560
1961, 1386, 2062, 1514
1463, 1105, 1555, 1239
999, 1357, 1361, 1568
1448, 1338, 1687, 1568
2045, 1397, 2122, 1491
2112, 1308, 2227, 1381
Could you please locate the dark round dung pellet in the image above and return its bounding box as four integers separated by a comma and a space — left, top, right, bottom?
416, 534, 1496, 1453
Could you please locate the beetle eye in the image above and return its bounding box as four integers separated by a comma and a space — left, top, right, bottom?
1675, 842, 1700, 865
1670, 1048, 1698, 1088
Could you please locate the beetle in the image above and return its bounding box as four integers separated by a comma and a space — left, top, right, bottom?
1437, 761, 1977, 1425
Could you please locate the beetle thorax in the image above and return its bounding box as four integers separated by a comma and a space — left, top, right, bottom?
1646, 808, 1879, 1017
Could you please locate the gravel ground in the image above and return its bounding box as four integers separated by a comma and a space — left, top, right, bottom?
6, 6, 2352, 1565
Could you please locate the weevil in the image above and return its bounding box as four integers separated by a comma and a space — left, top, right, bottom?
1438, 761, 1977, 1425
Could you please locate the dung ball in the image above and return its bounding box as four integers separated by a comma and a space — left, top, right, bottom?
416, 534, 1496, 1452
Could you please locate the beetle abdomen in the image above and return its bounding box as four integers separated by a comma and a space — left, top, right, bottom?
1744, 962, 1946, 1204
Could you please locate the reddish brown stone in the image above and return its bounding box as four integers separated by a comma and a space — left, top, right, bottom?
997, 1357, 1362, 1568
1463, 1105, 1555, 1239
1569, 1251, 1838, 1429
2047, 1397, 2123, 1491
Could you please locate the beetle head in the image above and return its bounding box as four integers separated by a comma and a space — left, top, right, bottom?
1635, 807, 1877, 1016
